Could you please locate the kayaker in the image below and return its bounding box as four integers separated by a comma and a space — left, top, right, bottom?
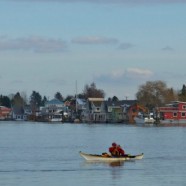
117, 145, 125, 156
109, 142, 125, 157
109, 142, 118, 156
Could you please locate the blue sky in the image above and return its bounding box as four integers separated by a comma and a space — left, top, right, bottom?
0, 0, 186, 100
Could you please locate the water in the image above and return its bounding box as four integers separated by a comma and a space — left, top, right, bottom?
0, 121, 186, 186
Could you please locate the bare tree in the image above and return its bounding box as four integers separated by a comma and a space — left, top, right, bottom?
55, 92, 63, 101
136, 80, 177, 109
83, 82, 105, 98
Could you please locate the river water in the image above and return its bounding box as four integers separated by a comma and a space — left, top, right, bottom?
0, 121, 186, 186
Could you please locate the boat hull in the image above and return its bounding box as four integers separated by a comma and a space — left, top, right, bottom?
158, 119, 186, 126
49, 118, 63, 122
134, 116, 155, 124
48, 114, 63, 122
79, 151, 144, 162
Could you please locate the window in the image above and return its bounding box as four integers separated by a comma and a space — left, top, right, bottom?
173, 112, 177, 117
181, 112, 186, 117
183, 105, 186, 109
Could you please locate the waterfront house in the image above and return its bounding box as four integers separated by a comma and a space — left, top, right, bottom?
81, 99, 138, 123
12, 106, 27, 121
45, 98, 65, 110
40, 98, 66, 122
76, 98, 86, 111
82, 98, 106, 123
106, 100, 137, 123
0, 106, 12, 120
158, 101, 186, 125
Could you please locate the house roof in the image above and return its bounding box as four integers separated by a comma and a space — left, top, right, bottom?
106, 100, 137, 107
87, 98, 104, 108
46, 98, 64, 105
76, 98, 86, 105
0, 106, 11, 111
88, 98, 104, 102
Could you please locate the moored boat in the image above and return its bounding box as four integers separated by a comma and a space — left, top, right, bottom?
48, 113, 63, 122
134, 115, 155, 124
79, 151, 144, 162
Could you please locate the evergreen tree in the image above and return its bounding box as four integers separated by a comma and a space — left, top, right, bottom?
12, 92, 25, 108
181, 84, 186, 96
0, 95, 11, 108
41, 96, 48, 106
29, 91, 42, 112
112, 96, 119, 102
178, 84, 186, 101
107, 97, 112, 102
65, 95, 74, 101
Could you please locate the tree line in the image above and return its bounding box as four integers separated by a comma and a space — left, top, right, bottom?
1, 81, 186, 110
0, 82, 105, 110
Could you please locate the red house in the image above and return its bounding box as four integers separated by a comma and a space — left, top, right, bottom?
159, 101, 186, 125
0, 106, 12, 120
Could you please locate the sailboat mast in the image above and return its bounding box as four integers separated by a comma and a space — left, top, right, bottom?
75, 80, 78, 113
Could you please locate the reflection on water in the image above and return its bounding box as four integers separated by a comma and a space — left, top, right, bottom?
109, 161, 124, 167
80, 160, 125, 181
82, 160, 125, 168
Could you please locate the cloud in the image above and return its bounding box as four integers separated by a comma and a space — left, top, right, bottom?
6, 0, 186, 4
126, 68, 153, 77
118, 42, 134, 50
0, 36, 67, 53
162, 46, 174, 51
72, 36, 119, 45
94, 68, 154, 85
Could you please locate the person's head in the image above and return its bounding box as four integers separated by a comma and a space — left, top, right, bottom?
112, 142, 117, 147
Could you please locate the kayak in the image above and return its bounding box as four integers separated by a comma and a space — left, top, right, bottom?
79, 151, 144, 162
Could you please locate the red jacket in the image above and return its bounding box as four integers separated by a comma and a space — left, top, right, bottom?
109, 146, 115, 154
117, 146, 125, 156
109, 144, 125, 156
109, 146, 118, 156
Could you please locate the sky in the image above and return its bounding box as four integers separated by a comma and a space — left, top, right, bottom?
0, 0, 186, 100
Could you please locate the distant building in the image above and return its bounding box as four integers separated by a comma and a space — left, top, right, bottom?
82, 98, 106, 123
81, 98, 137, 123
38, 98, 67, 122
105, 100, 137, 123
0, 106, 12, 120
158, 101, 186, 125
12, 106, 27, 121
